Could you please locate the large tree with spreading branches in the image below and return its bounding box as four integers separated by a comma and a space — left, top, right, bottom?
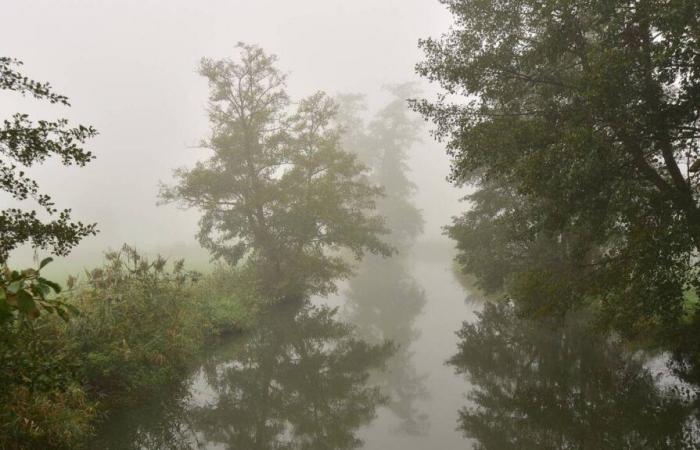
161, 44, 392, 299
414, 0, 700, 337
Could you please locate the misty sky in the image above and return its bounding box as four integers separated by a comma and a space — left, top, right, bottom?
1, 0, 461, 264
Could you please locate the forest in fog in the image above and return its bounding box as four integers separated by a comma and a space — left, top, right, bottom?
2, 1, 700, 449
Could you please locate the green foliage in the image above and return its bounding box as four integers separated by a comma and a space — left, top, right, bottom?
160, 43, 392, 300
0, 299, 96, 449
414, 0, 700, 337
0, 57, 97, 263
198, 262, 269, 333
0, 259, 91, 450
0, 258, 76, 325
1, 244, 267, 448
65, 245, 208, 402
0, 384, 95, 450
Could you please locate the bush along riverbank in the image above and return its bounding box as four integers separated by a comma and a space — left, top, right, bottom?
0, 244, 269, 449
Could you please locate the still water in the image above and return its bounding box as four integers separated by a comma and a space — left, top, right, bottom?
93, 244, 700, 449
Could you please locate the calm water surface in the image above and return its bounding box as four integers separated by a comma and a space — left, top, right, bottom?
93, 245, 700, 449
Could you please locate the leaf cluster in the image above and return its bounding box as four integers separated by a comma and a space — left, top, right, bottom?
0, 258, 75, 326
0, 57, 97, 263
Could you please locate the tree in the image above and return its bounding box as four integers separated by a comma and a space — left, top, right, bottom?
160, 44, 392, 299
0, 57, 97, 263
337, 85, 429, 433
337, 84, 424, 246
413, 0, 700, 335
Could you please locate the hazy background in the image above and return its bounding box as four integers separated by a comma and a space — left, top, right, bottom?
1, 0, 462, 271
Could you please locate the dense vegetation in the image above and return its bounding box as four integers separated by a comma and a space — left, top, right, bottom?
5, 0, 700, 447
0, 45, 395, 448
0, 245, 262, 449
414, 0, 700, 369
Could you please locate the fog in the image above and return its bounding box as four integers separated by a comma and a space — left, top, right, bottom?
1, 0, 460, 269
6, 2, 700, 449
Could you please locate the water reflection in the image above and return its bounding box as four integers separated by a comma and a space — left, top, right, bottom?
92, 381, 194, 449
449, 302, 699, 450
345, 254, 428, 435
93, 303, 393, 450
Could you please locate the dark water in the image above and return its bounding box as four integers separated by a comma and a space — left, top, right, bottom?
93, 246, 700, 449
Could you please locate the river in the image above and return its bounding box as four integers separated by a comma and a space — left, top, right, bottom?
92, 240, 699, 449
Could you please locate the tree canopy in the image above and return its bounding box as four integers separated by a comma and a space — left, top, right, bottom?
0, 57, 97, 263
160, 44, 392, 299
414, 0, 700, 336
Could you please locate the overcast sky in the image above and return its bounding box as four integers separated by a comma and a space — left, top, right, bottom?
1, 0, 461, 265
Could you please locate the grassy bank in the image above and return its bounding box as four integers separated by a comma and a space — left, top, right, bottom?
0, 245, 267, 449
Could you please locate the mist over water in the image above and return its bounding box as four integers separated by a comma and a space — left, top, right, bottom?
4, 2, 699, 449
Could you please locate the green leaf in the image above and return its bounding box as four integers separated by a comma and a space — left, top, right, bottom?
36, 283, 51, 297
39, 257, 53, 269
17, 290, 36, 314
56, 308, 69, 322
37, 277, 61, 293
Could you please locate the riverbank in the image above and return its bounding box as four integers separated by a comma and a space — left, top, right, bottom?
0, 245, 268, 449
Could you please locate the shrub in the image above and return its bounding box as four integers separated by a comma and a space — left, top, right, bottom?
0, 259, 96, 449
0, 245, 267, 448
197, 262, 269, 334
0, 384, 95, 450
65, 245, 207, 404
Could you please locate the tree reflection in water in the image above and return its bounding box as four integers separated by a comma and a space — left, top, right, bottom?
93, 302, 393, 450
193, 303, 393, 449
449, 302, 700, 450
345, 254, 429, 436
